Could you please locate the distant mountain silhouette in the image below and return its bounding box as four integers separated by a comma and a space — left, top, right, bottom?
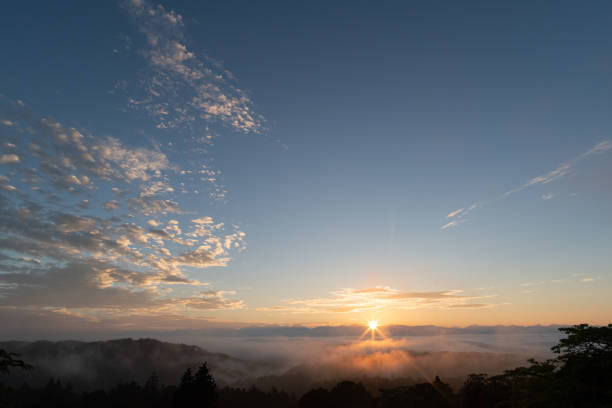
0, 335, 549, 395
0, 338, 270, 390
153, 324, 563, 338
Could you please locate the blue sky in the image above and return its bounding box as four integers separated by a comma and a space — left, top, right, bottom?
0, 0, 611, 333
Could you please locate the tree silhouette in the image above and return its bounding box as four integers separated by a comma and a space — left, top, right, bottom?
0, 349, 32, 374
194, 363, 217, 405
144, 372, 163, 407
553, 323, 612, 406
329, 381, 373, 408
298, 387, 331, 408
173, 363, 217, 407
145, 371, 161, 392
220, 386, 295, 408
457, 324, 612, 407
379, 377, 454, 408
174, 368, 194, 407
459, 374, 488, 408
459, 373, 513, 408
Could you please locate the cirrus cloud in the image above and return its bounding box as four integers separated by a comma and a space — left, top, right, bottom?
443, 140, 612, 229
259, 286, 498, 314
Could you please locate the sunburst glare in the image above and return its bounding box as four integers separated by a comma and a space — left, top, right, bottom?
358, 319, 385, 341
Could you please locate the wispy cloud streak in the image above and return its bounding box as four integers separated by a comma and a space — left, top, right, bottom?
443, 140, 612, 229
260, 286, 497, 314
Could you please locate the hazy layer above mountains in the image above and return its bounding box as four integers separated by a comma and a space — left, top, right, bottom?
0, 325, 563, 394
146, 324, 563, 361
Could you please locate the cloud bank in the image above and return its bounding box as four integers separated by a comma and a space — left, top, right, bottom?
0, 96, 245, 324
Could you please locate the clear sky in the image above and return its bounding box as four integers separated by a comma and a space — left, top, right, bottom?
0, 0, 611, 335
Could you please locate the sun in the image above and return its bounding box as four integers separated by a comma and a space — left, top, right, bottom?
358, 319, 384, 341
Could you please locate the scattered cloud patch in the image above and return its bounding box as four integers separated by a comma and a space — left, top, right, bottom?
541, 192, 554, 200
0, 96, 246, 320
520, 281, 544, 287
102, 200, 120, 210
185, 290, 244, 310
0, 154, 20, 164
122, 0, 264, 133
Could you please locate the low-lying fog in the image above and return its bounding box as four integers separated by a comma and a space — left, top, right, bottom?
170, 330, 561, 362
0, 325, 565, 394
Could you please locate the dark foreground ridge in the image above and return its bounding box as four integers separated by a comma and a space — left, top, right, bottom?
1, 324, 611, 407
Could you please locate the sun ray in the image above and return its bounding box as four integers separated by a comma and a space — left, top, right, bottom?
358, 319, 386, 341
358, 327, 371, 340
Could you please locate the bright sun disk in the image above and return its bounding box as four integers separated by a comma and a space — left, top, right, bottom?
368, 320, 378, 330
